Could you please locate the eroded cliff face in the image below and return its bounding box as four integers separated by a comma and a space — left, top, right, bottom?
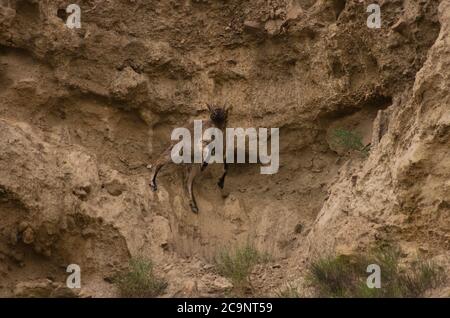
0, 0, 448, 297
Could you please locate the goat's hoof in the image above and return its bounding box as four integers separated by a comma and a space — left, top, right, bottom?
190, 204, 199, 214
217, 181, 224, 189
150, 182, 157, 192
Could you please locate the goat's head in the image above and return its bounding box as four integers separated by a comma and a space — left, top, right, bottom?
206, 104, 230, 126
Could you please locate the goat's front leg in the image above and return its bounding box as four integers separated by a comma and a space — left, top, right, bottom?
201, 143, 214, 172
218, 162, 228, 189
186, 164, 201, 213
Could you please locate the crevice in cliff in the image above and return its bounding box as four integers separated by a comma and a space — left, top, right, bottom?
332, 0, 347, 20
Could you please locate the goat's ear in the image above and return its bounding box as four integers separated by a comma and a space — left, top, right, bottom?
225, 104, 232, 115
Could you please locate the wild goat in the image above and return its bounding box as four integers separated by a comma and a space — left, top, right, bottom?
149, 104, 229, 213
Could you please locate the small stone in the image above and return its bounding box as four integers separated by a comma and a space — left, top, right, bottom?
110, 67, 147, 100
18, 221, 29, 232
73, 187, 89, 200
81, 228, 96, 238
22, 227, 35, 245
104, 180, 126, 197
213, 277, 233, 291
183, 280, 198, 295
275, 8, 284, 18
264, 19, 284, 36
203, 264, 214, 271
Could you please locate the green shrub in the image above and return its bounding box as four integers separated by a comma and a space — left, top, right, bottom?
308, 254, 364, 297
331, 129, 369, 156
401, 260, 446, 297
307, 247, 445, 298
215, 244, 269, 292
115, 256, 168, 298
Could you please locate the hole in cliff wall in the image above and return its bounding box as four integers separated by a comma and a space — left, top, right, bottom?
324, 95, 393, 156
332, 0, 346, 20
57, 8, 67, 22
321, 94, 392, 121
331, 58, 345, 78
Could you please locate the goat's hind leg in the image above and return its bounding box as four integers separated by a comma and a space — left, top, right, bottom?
149, 146, 174, 192
217, 162, 228, 189
149, 156, 171, 192
149, 162, 163, 192
186, 165, 201, 213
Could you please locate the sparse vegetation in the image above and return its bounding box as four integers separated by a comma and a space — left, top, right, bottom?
402, 260, 446, 297
215, 244, 270, 293
115, 256, 168, 298
307, 247, 445, 298
331, 128, 370, 156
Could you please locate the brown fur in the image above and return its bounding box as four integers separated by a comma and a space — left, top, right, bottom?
149, 104, 229, 213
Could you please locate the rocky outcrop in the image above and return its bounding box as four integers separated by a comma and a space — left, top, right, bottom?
307, 0, 450, 264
